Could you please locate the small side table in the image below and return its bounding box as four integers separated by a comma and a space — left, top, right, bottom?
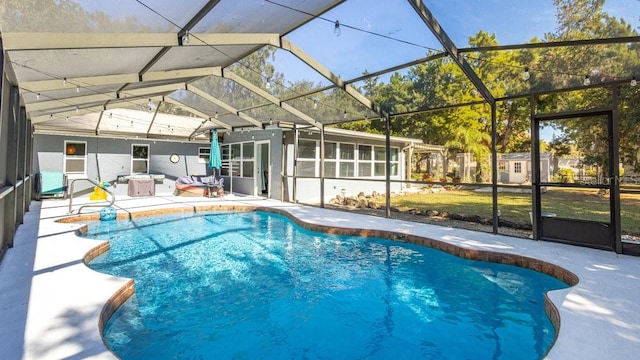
205, 183, 223, 198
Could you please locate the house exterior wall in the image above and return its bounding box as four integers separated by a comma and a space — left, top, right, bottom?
219, 129, 284, 199
284, 131, 408, 204
33, 134, 212, 196
32, 128, 409, 203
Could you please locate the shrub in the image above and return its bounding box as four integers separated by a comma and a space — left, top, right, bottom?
555, 168, 575, 183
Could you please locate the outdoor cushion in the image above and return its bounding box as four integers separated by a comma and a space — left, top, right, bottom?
40, 171, 65, 195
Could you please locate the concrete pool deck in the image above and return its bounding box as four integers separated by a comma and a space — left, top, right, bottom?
0, 193, 639, 359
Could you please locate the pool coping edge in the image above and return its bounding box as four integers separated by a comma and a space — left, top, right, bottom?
69, 204, 578, 357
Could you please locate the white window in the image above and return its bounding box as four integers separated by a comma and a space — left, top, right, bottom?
221, 142, 254, 178
297, 139, 318, 177
64, 140, 87, 177
220, 144, 230, 176
358, 145, 372, 177
358, 145, 399, 177
297, 139, 400, 178
198, 147, 210, 163
131, 144, 149, 174
242, 142, 254, 178
323, 142, 337, 177
339, 143, 355, 178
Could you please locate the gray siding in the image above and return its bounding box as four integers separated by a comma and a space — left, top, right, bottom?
33, 135, 211, 196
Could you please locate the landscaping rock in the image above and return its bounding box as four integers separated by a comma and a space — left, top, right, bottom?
449, 213, 465, 220
466, 214, 483, 223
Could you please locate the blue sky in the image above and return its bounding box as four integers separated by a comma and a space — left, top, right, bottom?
284, 0, 640, 81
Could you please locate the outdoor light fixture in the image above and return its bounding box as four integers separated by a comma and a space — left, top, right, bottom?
584, 75, 591, 86
214, 111, 219, 119
313, 98, 318, 109
265, 78, 271, 90
75, 106, 79, 113
523, 67, 530, 81
182, 31, 190, 45
36, 93, 40, 100
343, 111, 348, 119
334, 20, 341, 36
62, 77, 67, 86
632, 76, 637, 87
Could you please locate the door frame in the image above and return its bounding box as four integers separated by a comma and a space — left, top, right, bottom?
531, 107, 621, 252
254, 140, 270, 197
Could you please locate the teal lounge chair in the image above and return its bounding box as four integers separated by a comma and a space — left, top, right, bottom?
36, 171, 67, 200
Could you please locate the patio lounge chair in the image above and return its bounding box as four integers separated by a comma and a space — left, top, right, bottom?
35, 171, 67, 200
174, 175, 224, 197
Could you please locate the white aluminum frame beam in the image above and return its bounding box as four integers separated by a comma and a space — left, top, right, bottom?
26, 83, 185, 113
117, 83, 186, 99
19, 67, 222, 93
1, 32, 281, 51
26, 93, 116, 112
30, 96, 164, 123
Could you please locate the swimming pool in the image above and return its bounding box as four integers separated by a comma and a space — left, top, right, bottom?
83, 210, 568, 359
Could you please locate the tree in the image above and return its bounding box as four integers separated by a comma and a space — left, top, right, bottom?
536, 0, 640, 173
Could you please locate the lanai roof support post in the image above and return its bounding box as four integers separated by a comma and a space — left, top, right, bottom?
530, 96, 541, 240
384, 113, 391, 218
491, 104, 499, 234
610, 87, 622, 253
320, 123, 325, 208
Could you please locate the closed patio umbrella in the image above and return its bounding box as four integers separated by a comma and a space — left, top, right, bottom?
209, 130, 222, 176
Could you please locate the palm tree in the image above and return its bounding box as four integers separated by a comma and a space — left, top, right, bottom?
445, 124, 491, 183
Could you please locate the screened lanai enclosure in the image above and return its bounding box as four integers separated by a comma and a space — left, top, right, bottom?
1, 0, 639, 257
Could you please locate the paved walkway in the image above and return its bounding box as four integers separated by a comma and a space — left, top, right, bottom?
1, 194, 639, 359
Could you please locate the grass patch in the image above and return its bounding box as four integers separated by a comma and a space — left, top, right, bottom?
375, 187, 640, 235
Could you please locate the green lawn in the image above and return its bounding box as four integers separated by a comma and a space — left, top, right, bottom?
377, 188, 640, 235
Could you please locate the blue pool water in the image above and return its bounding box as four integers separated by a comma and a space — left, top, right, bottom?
84, 211, 568, 359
